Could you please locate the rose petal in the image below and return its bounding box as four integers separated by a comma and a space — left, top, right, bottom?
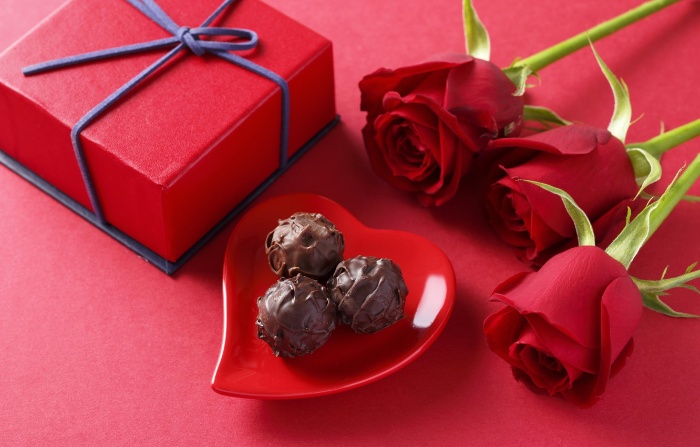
522, 313, 596, 374
512, 367, 548, 395
444, 59, 523, 134
488, 124, 607, 156
595, 276, 642, 395
602, 276, 642, 363
610, 339, 634, 378
518, 345, 571, 395
359, 58, 466, 113
485, 179, 533, 247
490, 246, 629, 349
363, 124, 420, 193
373, 109, 438, 181
381, 93, 438, 129
483, 305, 526, 361
561, 373, 599, 408
501, 170, 573, 239
399, 94, 482, 153
402, 69, 454, 107
514, 326, 577, 395
369, 106, 467, 207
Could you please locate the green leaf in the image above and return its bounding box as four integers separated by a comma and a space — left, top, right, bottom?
626, 147, 663, 198
521, 180, 595, 246
523, 105, 572, 129
683, 194, 700, 203
502, 64, 531, 97
641, 291, 699, 318
463, 0, 490, 61
590, 42, 632, 143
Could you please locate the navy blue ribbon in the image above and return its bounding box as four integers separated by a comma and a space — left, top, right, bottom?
23, 0, 290, 224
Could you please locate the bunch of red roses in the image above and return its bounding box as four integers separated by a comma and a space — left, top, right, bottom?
358, 0, 700, 407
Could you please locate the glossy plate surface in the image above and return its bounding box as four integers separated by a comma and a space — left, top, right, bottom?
212, 194, 455, 399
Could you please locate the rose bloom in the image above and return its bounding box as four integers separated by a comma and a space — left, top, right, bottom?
484, 246, 643, 408
359, 53, 524, 206
483, 124, 639, 267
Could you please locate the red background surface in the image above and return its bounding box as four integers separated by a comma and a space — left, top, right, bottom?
1, 0, 699, 445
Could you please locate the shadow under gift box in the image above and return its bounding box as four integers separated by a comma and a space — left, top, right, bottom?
0, 0, 336, 271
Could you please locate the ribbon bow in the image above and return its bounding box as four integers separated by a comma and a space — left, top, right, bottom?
24, 0, 290, 224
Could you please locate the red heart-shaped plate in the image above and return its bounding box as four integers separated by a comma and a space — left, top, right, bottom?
212, 194, 455, 399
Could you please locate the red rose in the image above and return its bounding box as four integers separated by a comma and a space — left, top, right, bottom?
483, 125, 638, 267
484, 246, 643, 408
359, 53, 524, 206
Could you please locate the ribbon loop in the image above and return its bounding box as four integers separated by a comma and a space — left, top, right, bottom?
193, 28, 259, 52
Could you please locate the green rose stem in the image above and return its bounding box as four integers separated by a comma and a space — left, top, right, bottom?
628, 119, 700, 159
517, 0, 681, 73
646, 154, 700, 240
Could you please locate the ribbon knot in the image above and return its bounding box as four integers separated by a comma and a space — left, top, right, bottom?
176, 27, 205, 56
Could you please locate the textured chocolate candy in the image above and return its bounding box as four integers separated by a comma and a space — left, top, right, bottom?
327, 256, 408, 334
256, 274, 337, 358
265, 212, 344, 281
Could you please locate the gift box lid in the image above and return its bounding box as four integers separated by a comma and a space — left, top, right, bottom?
0, 0, 332, 184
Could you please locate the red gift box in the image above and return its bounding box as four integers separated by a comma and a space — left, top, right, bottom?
0, 0, 336, 271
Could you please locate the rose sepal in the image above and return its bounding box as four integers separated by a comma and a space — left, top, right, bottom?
590, 43, 665, 197
604, 194, 661, 270
632, 266, 700, 318
590, 42, 632, 143
462, 0, 490, 61
626, 147, 663, 198
626, 119, 700, 197
502, 64, 531, 97
521, 180, 595, 247
522, 104, 571, 131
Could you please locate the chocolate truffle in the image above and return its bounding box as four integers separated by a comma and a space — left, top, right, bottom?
256, 274, 337, 358
265, 212, 344, 281
327, 256, 408, 334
